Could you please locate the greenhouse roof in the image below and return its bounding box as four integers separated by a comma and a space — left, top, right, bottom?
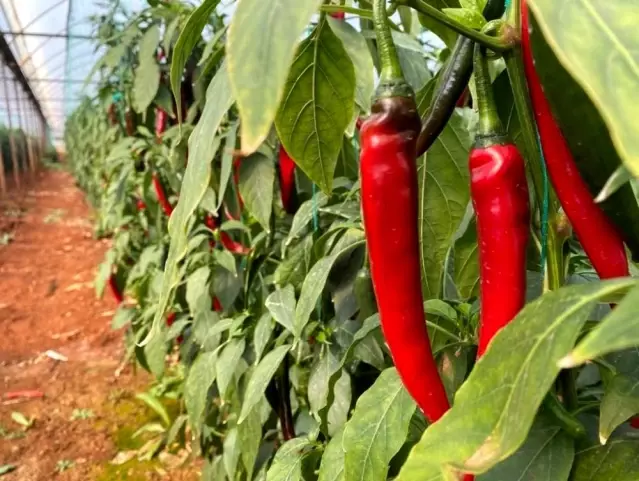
0, 0, 146, 142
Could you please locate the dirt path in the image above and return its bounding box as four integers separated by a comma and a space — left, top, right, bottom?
0, 168, 197, 481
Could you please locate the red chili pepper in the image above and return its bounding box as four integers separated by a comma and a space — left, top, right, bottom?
107, 103, 118, 126
205, 214, 250, 255
108, 273, 124, 304
330, 11, 345, 19
360, 0, 450, 424
125, 109, 135, 137
456, 87, 470, 108
213, 297, 223, 312
166, 312, 176, 327
155, 108, 168, 142
136, 199, 146, 211
521, 2, 628, 281
278, 146, 298, 214
472, 45, 530, 357
152, 172, 174, 217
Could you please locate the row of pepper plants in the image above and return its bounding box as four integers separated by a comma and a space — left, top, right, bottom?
64, 0, 639, 479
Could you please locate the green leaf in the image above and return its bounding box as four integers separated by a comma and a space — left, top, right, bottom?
572, 440, 639, 481
265, 285, 297, 334
308, 350, 341, 415
343, 368, 416, 481
479, 413, 574, 481
599, 372, 639, 444
417, 0, 460, 48
144, 327, 167, 378
328, 371, 352, 436
223, 427, 240, 479
275, 236, 314, 289
171, 0, 220, 123
318, 428, 345, 481
239, 152, 274, 231
275, 19, 356, 193
295, 241, 365, 337
186, 266, 211, 314
266, 438, 314, 481
135, 392, 171, 427
216, 338, 246, 397
0, 465, 16, 476
453, 214, 480, 300
417, 102, 472, 300
253, 313, 274, 362
146, 63, 232, 346
134, 25, 161, 114
111, 306, 136, 330
327, 17, 374, 114
397, 279, 636, 479
527, 0, 639, 179
237, 404, 262, 479
442, 8, 486, 29
228, 0, 323, 154
214, 249, 237, 275
217, 122, 238, 210
239, 344, 291, 423
596, 165, 632, 203
184, 351, 217, 436
562, 284, 639, 368
286, 192, 329, 246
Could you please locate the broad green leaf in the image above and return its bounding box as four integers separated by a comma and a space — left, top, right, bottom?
275, 19, 356, 193
237, 402, 262, 479
239, 344, 291, 423
318, 428, 345, 481
144, 326, 167, 378
163, 15, 181, 55
295, 240, 365, 337
527, 0, 639, 178
417, 0, 460, 48
327, 17, 374, 113
186, 266, 211, 314
599, 373, 639, 444
214, 249, 237, 275
239, 152, 274, 230
185, 351, 217, 436
266, 438, 314, 481
265, 285, 297, 334
228, 0, 322, 154
442, 8, 486, 29
111, 306, 136, 330
561, 284, 639, 368
216, 338, 246, 397
285, 192, 329, 246
134, 26, 161, 114
343, 368, 416, 481
397, 279, 636, 480
572, 440, 639, 481
417, 105, 472, 300
253, 313, 274, 362
146, 63, 232, 346
328, 371, 352, 436
479, 413, 574, 481
223, 427, 240, 479
275, 235, 314, 289
171, 0, 220, 123
308, 350, 341, 415
217, 122, 238, 210
0, 465, 16, 475
453, 215, 480, 300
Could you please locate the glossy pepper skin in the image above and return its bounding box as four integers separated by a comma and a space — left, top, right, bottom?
472, 43, 530, 357
155, 108, 168, 142
152, 172, 174, 217
205, 214, 251, 256
521, 2, 628, 280
278, 146, 298, 214
415, 0, 505, 156
354, 266, 377, 321
360, 95, 450, 423
472, 142, 530, 356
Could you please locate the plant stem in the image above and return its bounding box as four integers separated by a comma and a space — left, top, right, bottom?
543, 392, 586, 439
373, 0, 403, 82
396, 0, 511, 52
277, 355, 296, 441
473, 44, 504, 139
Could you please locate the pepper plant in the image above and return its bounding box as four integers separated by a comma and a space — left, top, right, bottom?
64, 0, 639, 480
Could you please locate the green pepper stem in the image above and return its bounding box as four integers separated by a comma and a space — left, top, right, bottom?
373, 0, 403, 83
543, 392, 586, 439
396, 0, 511, 52
473, 44, 504, 139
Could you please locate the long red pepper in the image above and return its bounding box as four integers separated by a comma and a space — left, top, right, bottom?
521, 2, 628, 281
205, 214, 251, 255
360, 0, 450, 424
472, 45, 530, 357
155, 108, 168, 142
278, 146, 297, 214
108, 273, 124, 304
152, 172, 174, 217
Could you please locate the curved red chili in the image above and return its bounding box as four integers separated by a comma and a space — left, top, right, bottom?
155, 108, 168, 141
108, 273, 124, 304
278, 146, 298, 214
152, 172, 174, 217
360, 0, 450, 424
521, 2, 628, 281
